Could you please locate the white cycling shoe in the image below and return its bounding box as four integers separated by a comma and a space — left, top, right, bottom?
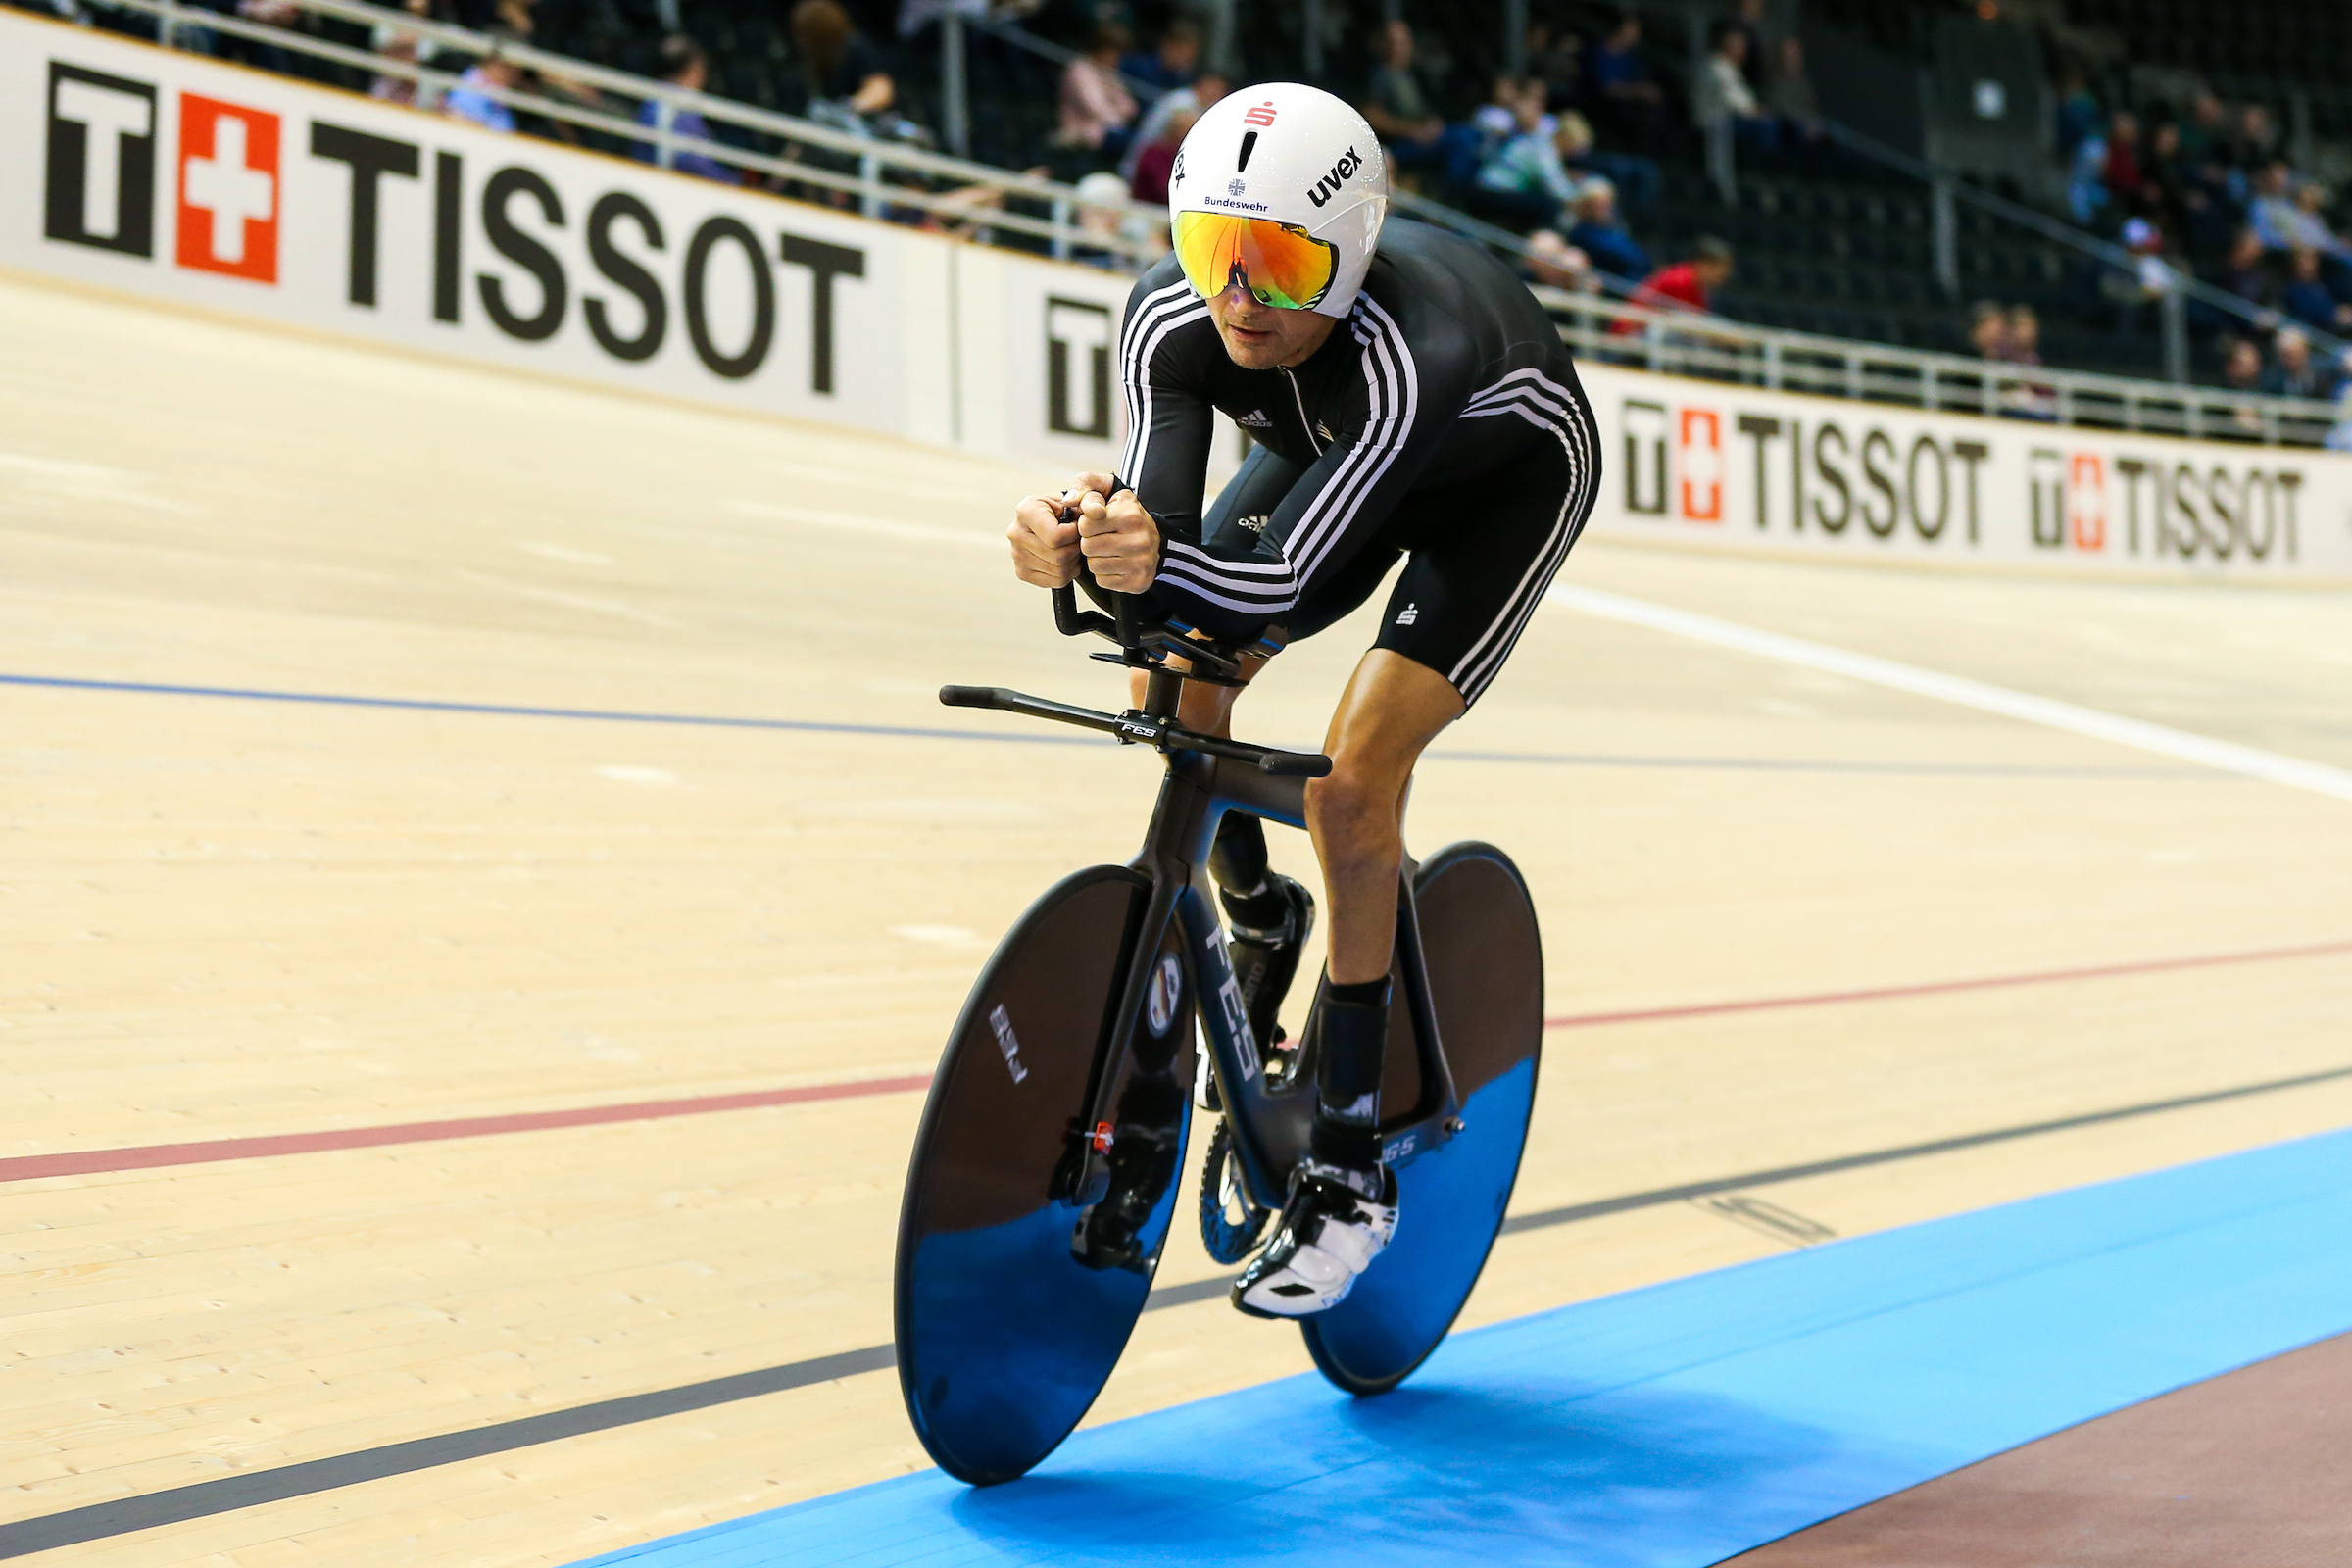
1231, 1161, 1397, 1318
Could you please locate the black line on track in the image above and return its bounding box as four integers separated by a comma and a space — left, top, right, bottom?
9, 1061, 2347, 1557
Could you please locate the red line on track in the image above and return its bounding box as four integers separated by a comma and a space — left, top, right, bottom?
7, 939, 2347, 1187
1544, 938, 2352, 1031
0, 1074, 933, 1186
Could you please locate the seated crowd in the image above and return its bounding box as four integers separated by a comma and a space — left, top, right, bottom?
48, 0, 2351, 402
2057, 74, 2352, 390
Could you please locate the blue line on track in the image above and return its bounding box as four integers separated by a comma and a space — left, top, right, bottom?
568, 1129, 2352, 1568
0, 672, 1092, 748
0, 673, 2201, 779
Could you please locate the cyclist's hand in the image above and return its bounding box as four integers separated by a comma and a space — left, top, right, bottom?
1078, 488, 1159, 595
1007, 493, 1082, 588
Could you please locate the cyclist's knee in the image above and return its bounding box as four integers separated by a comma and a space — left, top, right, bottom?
1307, 754, 1404, 856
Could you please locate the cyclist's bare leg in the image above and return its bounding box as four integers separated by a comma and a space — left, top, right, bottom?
1305, 651, 1464, 985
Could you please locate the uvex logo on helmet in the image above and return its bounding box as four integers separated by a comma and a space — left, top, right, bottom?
1306, 146, 1363, 208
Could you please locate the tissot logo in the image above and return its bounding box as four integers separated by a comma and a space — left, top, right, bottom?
44, 63, 157, 257
1046, 296, 1112, 437
176, 94, 281, 282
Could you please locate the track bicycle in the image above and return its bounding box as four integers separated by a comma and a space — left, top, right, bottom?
892, 585, 1544, 1485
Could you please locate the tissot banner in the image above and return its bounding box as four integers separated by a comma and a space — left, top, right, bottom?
1570, 364, 2352, 580
1, 9, 1118, 464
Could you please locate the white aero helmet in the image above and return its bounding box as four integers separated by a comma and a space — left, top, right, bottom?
1166, 82, 1390, 318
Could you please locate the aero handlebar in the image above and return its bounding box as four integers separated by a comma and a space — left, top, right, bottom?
939, 582, 1332, 777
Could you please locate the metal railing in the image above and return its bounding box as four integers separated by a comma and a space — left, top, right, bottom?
67, 0, 2351, 446
1540, 291, 2342, 445
115, 0, 1173, 265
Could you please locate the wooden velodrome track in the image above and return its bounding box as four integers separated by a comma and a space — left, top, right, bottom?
4, 266, 2350, 1568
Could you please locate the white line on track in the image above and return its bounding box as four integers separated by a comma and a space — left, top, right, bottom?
1547, 583, 2352, 803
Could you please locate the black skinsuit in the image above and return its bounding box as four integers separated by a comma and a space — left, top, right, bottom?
1115, 218, 1602, 703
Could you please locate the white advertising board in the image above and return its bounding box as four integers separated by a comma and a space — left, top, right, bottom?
1571, 360, 2352, 582
0, 8, 1147, 475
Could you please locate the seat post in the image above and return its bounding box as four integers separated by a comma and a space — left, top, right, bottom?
1142, 666, 1184, 719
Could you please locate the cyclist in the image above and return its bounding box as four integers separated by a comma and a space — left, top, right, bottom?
1007, 82, 1599, 1317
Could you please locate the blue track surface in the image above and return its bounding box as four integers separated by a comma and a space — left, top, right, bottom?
573, 1129, 2352, 1568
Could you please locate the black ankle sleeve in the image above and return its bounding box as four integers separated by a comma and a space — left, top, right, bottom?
1323, 977, 1390, 1009
1208, 812, 1270, 895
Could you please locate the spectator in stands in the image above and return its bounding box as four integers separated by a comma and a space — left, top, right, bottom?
1364, 20, 1448, 177
1122, 71, 1226, 184
2177, 89, 2226, 171
1766, 37, 1826, 160
2284, 183, 2349, 260
634, 37, 736, 183
2066, 120, 2109, 224
2247, 161, 2302, 253
1473, 87, 1592, 232
1587, 12, 1667, 154
2001, 304, 2055, 418
792, 0, 895, 120
2054, 70, 2099, 162
2005, 304, 2044, 368
2139, 120, 2186, 234
1722, 0, 1778, 90
369, 0, 438, 107
1629, 235, 1733, 317
2279, 247, 2351, 334
1557, 101, 1659, 212
2191, 223, 2279, 343
1072, 170, 1145, 270
2221, 336, 2264, 431
1967, 300, 2010, 361
1523, 229, 1599, 294
2102, 111, 2156, 218
1696, 24, 1776, 158
444, 37, 521, 132
2230, 104, 2278, 176
2214, 226, 2274, 313
1566, 180, 1650, 282
1469, 74, 1526, 146
2094, 218, 2178, 325
1129, 105, 1194, 205
2263, 327, 2334, 400
1121, 21, 1197, 93
1057, 23, 1139, 159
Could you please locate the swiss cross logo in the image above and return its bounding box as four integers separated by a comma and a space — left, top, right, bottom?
1678, 407, 1723, 521
176, 94, 280, 283
2066, 453, 2106, 549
